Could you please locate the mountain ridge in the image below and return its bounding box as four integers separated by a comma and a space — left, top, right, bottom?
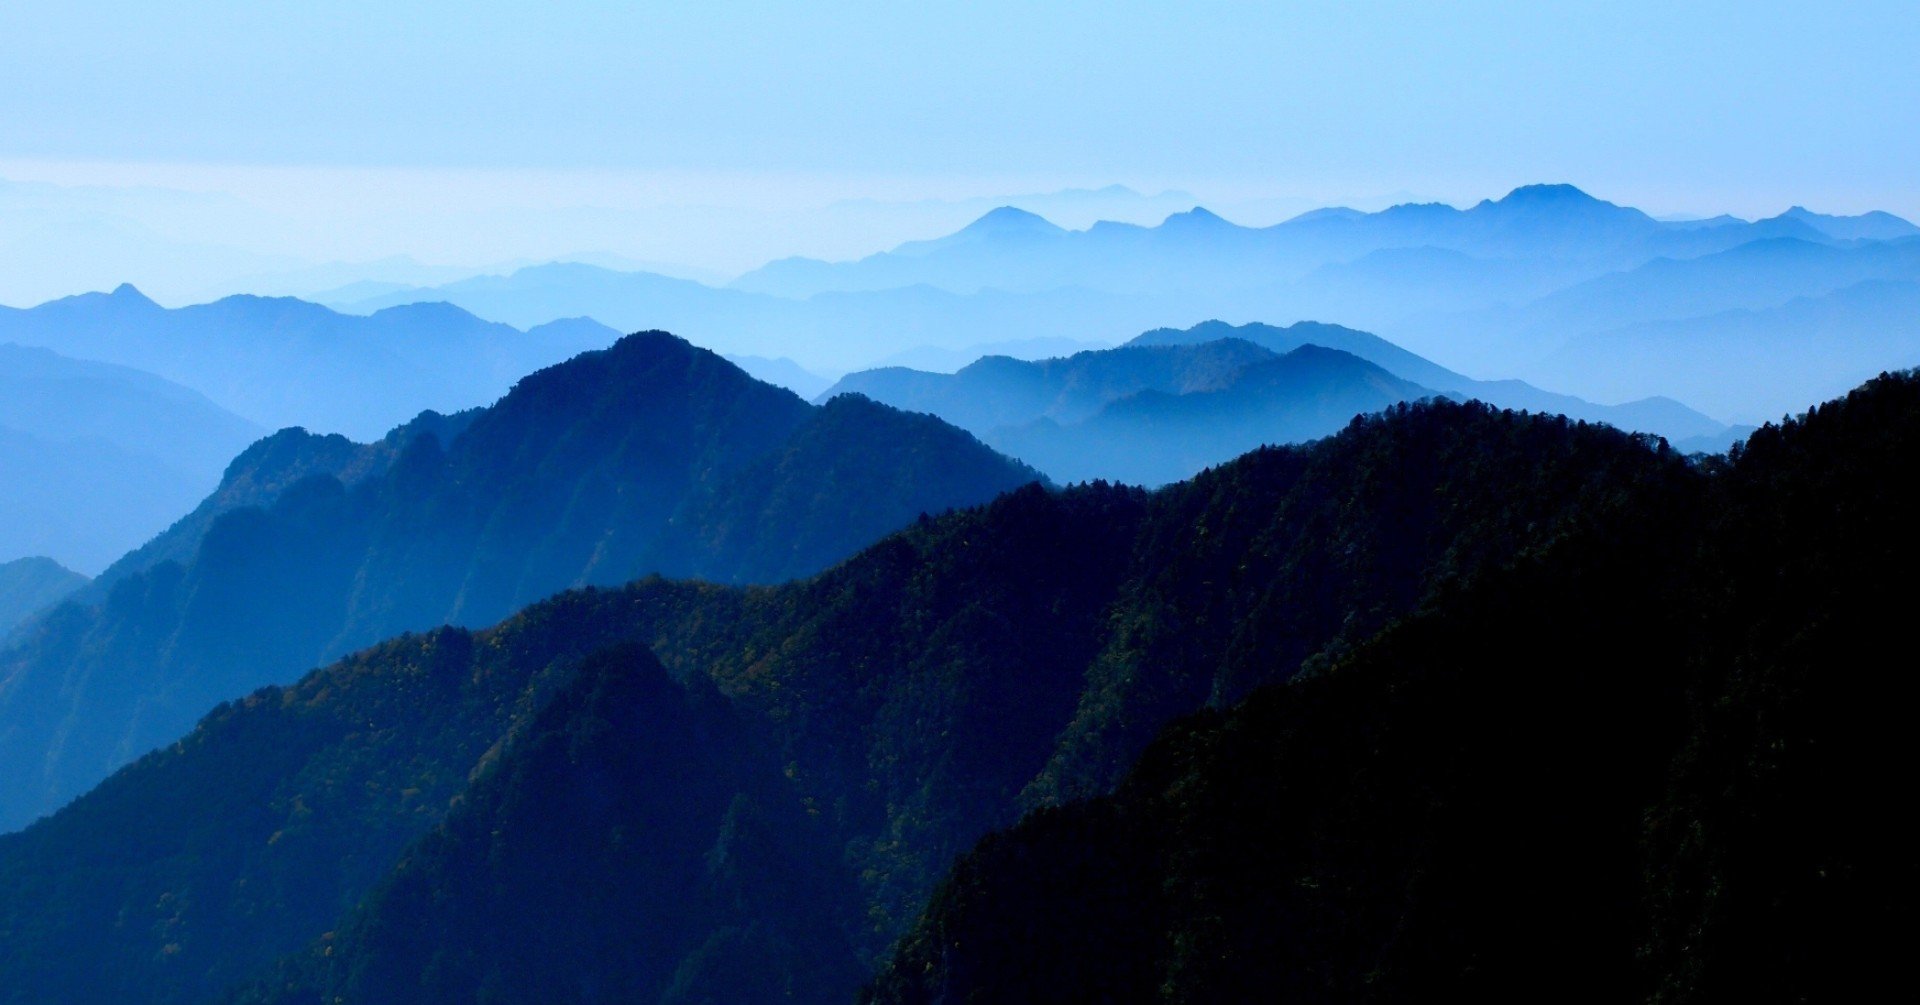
0, 331, 1041, 831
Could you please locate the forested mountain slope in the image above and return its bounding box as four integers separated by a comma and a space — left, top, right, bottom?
868, 372, 1920, 1005
0, 396, 1688, 1005
0, 332, 1039, 830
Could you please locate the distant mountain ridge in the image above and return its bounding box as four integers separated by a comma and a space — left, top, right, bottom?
987, 345, 1437, 485
822, 321, 1726, 484
1131, 321, 1726, 439
0, 343, 262, 571
732, 185, 1886, 300
322, 185, 1920, 413
0, 332, 1040, 831
0, 558, 86, 637
0, 286, 623, 437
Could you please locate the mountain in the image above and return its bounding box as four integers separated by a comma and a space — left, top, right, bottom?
0, 286, 622, 437
235, 645, 869, 1005
323, 187, 1920, 400
12, 373, 1910, 1003
340, 260, 1198, 373
325, 187, 1920, 399
78, 410, 481, 599
0, 332, 1040, 831
0, 343, 263, 572
1391, 235, 1920, 375
732, 185, 1845, 301
0, 342, 262, 481
0, 396, 1691, 1005
822, 322, 1726, 484
1518, 236, 1920, 335
866, 372, 1920, 1005
1537, 278, 1920, 421
1133, 320, 1728, 440
0, 558, 86, 637
825, 337, 1279, 433
869, 336, 1113, 373
989, 346, 1436, 485
1129, 318, 1479, 387
722, 353, 834, 398
1769, 206, 1920, 242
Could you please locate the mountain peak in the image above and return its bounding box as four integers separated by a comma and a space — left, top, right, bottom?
1160, 206, 1231, 229
107, 283, 157, 306
1495, 183, 1601, 206
1766, 205, 1920, 240
961, 206, 1063, 235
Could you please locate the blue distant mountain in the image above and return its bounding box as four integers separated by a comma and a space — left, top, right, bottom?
0, 557, 86, 637
722, 353, 834, 398
1538, 279, 1920, 422
822, 320, 1727, 484
731, 185, 1859, 300
339, 262, 1196, 372
317, 184, 1918, 409
1769, 206, 1920, 242
0, 343, 261, 571
0, 285, 623, 438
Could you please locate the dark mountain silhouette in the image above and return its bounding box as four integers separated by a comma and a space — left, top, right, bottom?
2, 344, 262, 571
0, 332, 1039, 831
235, 645, 870, 1005
0, 396, 1690, 1005
867, 372, 1920, 1005
79, 409, 480, 599
0, 557, 86, 637
6, 373, 1909, 1004
823, 321, 1725, 483
0, 286, 621, 437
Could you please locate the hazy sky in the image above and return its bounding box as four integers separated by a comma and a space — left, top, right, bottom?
1, 1, 1916, 300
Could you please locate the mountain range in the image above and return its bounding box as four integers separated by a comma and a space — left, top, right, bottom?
0, 558, 86, 637
0, 181, 1915, 1005
319, 186, 1920, 420
0, 370, 1909, 1004
865, 372, 1919, 1004
0, 343, 262, 571
0, 286, 624, 438
734, 185, 1915, 300
0, 332, 1039, 831
0, 389, 1696, 1005
823, 321, 1728, 485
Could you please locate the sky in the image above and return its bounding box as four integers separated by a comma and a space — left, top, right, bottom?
1, 1, 1916, 303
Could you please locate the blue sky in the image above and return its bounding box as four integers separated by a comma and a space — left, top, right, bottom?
1, 1, 1916, 300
